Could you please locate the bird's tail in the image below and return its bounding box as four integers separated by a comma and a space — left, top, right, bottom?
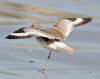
56, 42, 74, 55
48, 41, 74, 55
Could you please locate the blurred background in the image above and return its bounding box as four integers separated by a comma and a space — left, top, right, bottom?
0, 0, 100, 79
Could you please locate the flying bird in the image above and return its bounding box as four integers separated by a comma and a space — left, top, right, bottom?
6, 18, 92, 72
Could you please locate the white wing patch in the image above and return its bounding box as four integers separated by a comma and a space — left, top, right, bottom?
64, 20, 74, 37
73, 18, 83, 24
11, 32, 33, 36
64, 18, 83, 37
65, 22, 73, 37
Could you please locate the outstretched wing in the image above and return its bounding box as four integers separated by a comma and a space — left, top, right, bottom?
5, 24, 59, 39
6, 18, 92, 40
6, 27, 33, 39
49, 18, 92, 39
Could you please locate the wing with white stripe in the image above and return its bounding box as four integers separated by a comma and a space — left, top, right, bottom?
5, 27, 58, 39
52, 18, 92, 39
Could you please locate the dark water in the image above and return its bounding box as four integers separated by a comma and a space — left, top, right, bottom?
0, 0, 100, 79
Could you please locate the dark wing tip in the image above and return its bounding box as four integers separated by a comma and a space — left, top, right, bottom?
5, 27, 26, 39
64, 18, 77, 21
5, 35, 11, 39
5, 35, 33, 39
5, 27, 33, 39
13, 27, 26, 33
5, 35, 19, 39
83, 17, 92, 23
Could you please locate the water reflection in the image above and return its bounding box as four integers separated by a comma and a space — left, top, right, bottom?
0, 70, 24, 77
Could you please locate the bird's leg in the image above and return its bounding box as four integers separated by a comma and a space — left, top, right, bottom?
40, 50, 52, 72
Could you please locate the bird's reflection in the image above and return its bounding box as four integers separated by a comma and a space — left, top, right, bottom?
37, 69, 48, 79
41, 71, 48, 79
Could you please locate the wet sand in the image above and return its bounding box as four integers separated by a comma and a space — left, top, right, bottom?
0, 0, 100, 79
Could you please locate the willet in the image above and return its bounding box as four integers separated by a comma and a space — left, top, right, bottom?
6, 18, 92, 72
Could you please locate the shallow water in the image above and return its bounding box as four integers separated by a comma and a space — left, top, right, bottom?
0, 0, 100, 79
